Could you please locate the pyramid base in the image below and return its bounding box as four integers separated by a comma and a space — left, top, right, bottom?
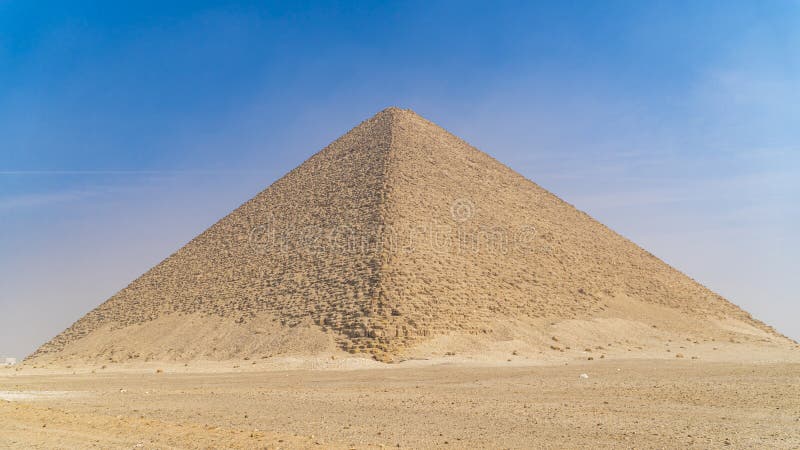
24, 296, 798, 370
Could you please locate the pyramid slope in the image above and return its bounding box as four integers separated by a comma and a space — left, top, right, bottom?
30, 107, 788, 363
32, 109, 395, 360
376, 110, 769, 336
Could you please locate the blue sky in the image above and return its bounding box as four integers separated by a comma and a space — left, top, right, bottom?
2, 1, 799, 358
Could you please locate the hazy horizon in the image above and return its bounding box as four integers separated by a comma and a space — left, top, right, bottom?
2, 1, 799, 359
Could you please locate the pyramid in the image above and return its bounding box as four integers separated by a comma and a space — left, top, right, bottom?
30, 107, 786, 363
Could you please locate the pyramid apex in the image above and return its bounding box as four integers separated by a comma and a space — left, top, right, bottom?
372, 107, 430, 131
375, 106, 422, 118
379, 106, 406, 113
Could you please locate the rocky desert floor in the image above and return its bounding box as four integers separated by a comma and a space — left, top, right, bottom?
2, 354, 799, 449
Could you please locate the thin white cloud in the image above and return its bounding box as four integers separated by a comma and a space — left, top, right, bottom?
0, 169, 271, 175
0, 190, 97, 210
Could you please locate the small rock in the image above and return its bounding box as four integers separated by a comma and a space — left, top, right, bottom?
579, 373, 589, 379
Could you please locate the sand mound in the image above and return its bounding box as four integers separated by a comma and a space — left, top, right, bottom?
28, 107, 794, 365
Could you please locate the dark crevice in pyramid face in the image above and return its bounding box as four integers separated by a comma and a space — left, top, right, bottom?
30, 107, 783, 362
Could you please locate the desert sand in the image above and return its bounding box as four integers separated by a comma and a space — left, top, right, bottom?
3, 352, 800, 449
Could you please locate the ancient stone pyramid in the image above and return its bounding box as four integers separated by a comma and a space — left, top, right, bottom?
31, 107, 778, 362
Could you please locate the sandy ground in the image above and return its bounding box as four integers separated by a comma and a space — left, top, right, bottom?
2, 357, 799, 449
